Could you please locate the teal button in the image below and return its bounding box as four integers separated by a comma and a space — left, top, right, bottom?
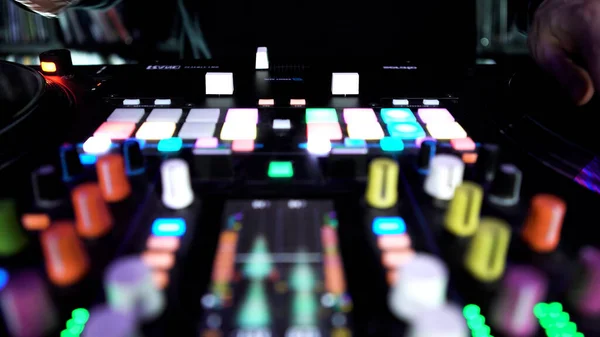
268, 161, 294, 178
381, 108, 416, 124
157, 137, 183, 152
380, 137, 404, 152
387, 122, 425, 139
305, 108, 338, 123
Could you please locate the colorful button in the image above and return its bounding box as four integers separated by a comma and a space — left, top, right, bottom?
417, 108, 454, 124
232, 140, 255, 152
225, 108, 259, 124
372, 217, 406, 235
157, 137, 183, 152
450, 137, 476, 151
380, 108, 416, 124
107, 108, 145, 123
426, 122, 467, 140
186, 108, 221, 122
220, 123, 257, 140
387, 122, 426, 139
268, 161, 294, 178
343, 108, 378, 124
82, 136, 112, 155
347, 123, 384, 140
194, 137, 218, 148
307, 123, 343, 140
94, 122, 136, 140
146, 108, 183, 122
151, 218, 186, 237
380, 137, 405, 152
306, 108, 338, 123
344, 138, 367, 148
135, 122, 176, 140
178, 123, 216, 139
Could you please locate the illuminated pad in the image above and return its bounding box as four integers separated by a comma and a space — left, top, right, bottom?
306, 123, 343, 140
177, 123, 216, 139
332, 72, 359, 95
107, 108, 145, 123
347, 123, 384, 140
231, 140, 254, 152
306, 108, 338, 123
225, 109, 259, 124
417, 108, 454, 124
387, 122, 426, 139
343, 108, 378, 124
186, 108, 221, 122
380, 108, 416, 124
205, 72, 234, 95
135, 122, 176, 140
426, 122, 467, 140
94, 122, 136, 140
146, 108, 183, 122
220, 123, 257, 140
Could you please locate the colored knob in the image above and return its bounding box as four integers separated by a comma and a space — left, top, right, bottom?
0, 199, 28, 256
490, 266, 548, 337
423, 154, 464, 201
444, 182, 483, 237
82, 306, 138, 337
40, 221, 90, 286
160, 158, 194, 210
464, 217, 511, 283
96, 154, 132, 202
569, 246, 600, 316
123, 139, 145, 175
39, 49, 73, 76
473, 143, 500, 183
521, 194, 566, 253
388, 253, 449, 320
0, 271, 58, 337
31, 165, 65, 208
417, 140, 436, 174
59, 144, 83, 182
407, 304, 468, 337
365, 158, 399, 209
104, 256, 165, 320
488, 164, 523, 207
72, 183, 114, 238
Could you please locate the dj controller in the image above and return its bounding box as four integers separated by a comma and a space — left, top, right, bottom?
0, 48, 599, 337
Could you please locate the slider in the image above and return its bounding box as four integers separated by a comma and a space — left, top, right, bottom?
444, 182, 483, 238
365, 158, 399, 209
423, 154, 465, 201
464, 217, 511, 283
161, 158, 194, 210
521, 194, 566, 253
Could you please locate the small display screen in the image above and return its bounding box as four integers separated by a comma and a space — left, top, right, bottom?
199, 200, 352, 337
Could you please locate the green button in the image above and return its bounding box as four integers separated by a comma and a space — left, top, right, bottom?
0, 199, 28, 256
268, 161, 294, 178
305, 108, 338, 123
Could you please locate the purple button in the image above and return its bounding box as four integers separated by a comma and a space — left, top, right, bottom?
570, 246, 600, 316
417, 108, 454, 124
83, 306, 138, 337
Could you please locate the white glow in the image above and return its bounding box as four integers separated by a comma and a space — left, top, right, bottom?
160, 159, 194, 210
423, 99, 440, 105
272, 119, 291, 130
219, 123, 257, 140
331, 73, 359, 95
307, 137, 332, 156
154, 99, 171, 105
255, 47, 269, 70
82, 136, 112, 155
122, 99, 140, 105
205, 72, 234, 95
393, 99, 409, 106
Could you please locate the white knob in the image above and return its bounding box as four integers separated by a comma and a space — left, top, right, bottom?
331, 72, 359, 95
161, 158, 194, 210
407, 304, 469, 337
255, 47, 269, 70
83, 306, 139, 337
205, 72, 234, 95
104, 256, 165, 321
424, 154, 465, 201
388, 253, 449, 320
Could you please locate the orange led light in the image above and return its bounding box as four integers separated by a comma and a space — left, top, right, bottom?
41, 61, 57, 73
258, 99, 274, 106
290, 99, 306, 106
21, 213, 50, 231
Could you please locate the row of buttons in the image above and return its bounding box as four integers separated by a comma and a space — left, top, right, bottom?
122, 98, 439, 107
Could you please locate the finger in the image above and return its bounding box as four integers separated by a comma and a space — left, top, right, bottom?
582, 30, 600, 103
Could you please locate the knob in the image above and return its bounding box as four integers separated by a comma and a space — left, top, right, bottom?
123, 139, 145, 175
72, 183, 114, 238
59, 144, 83, 182
388, 253, 449, 320
39, 49, 73, 76
365, 158, 399, 209
488, 164, 523, 207
417, 140, 436, 174
161, 158, 194, 210
444, 182, 483, 237
31, 165, 65, 208
104, 256, 165, 320
464, 217, 511, 283
96, 154, 131, 202
0, 199, 28, 256
423, 154, 464, 201
41, 222, 90, 286
521, 194, 566, 253
569, 246, 600, 316
473, 143, 500, 183
82, 306, 138, 337
407, 304, 468, 337
490, 266, 547, 337
0, 271, 58, 337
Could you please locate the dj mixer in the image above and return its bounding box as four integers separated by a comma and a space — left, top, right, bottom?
0, 48, 599, 337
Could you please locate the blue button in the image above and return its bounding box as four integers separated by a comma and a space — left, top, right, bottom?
344, 138, 367, 148
380, 108, 416, 124
157, 137, 183, 152
79, 154, 97, 165
151, 218, 186, 237
379, 137, 404, 152
372, 217, 406, 235
387, 122, 426, 139
0, 268, 8, 291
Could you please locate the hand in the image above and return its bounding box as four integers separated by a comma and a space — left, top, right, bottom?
529, 0, 600, 105
13, 0, 75, 17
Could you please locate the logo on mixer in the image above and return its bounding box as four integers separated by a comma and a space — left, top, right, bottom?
264, 77, 304, 82
146, 65, 181, 70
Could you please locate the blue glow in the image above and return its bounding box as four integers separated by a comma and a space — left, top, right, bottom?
379, 137, 404, 152
344, 138, 367, 148
372, 217, 406, 235
151, 218, 186, 237
387, 122, 426, 139
0, 268, 8, 291
157, 137, 183, 153
79, 154, 97, 165
380, 108, 416, 124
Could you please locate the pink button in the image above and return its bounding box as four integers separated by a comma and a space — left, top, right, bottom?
417, 108, 454, 124
343, 108, 377, 124
450, 137, 476, 151
232, 140, 254, 152
194, 137, 218, 148
306, 123, 343, 140
94, 122, 136, 140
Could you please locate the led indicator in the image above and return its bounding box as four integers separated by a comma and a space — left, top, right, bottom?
372, 217, 406, 235
151, 218, 186, 237
534, 302, 583, 336
60, 308, 89, 337
41, 61, 57, 73
462, 304, 492, 337
0, 268, 8, 291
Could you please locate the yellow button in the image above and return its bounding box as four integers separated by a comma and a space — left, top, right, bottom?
464, 217, 511, 282
331, 327, 352, 337
444, 182, 483, 237
365, 158, 399, 209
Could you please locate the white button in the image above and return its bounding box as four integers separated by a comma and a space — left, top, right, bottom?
187, 108, 221, 122
389, 253, 449, 320
255, 47, 269, 70
146, 109, 183, 122
331, 73, 359, 95
154, 99, 171, 105
123, 99, 140, 105
160, 158, 194, 210
82, 306, 138, 337
307, 137, 332, 156
205, 72, 234, 95
177, 123, 216, 139
273, 119, 291, 130
82, 136, 112, 155
107, 108, 145, 123
423, 154, 465, 201
407, 304, 469, 337
423, 99, 440, 105
393, 99, 409, 106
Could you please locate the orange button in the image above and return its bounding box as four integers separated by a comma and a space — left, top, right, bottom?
41, 221, 90, 286
521, 194, 566, 253
72, 183, 114, 238
96, 154, 131, 202
21, 213, 50, 231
